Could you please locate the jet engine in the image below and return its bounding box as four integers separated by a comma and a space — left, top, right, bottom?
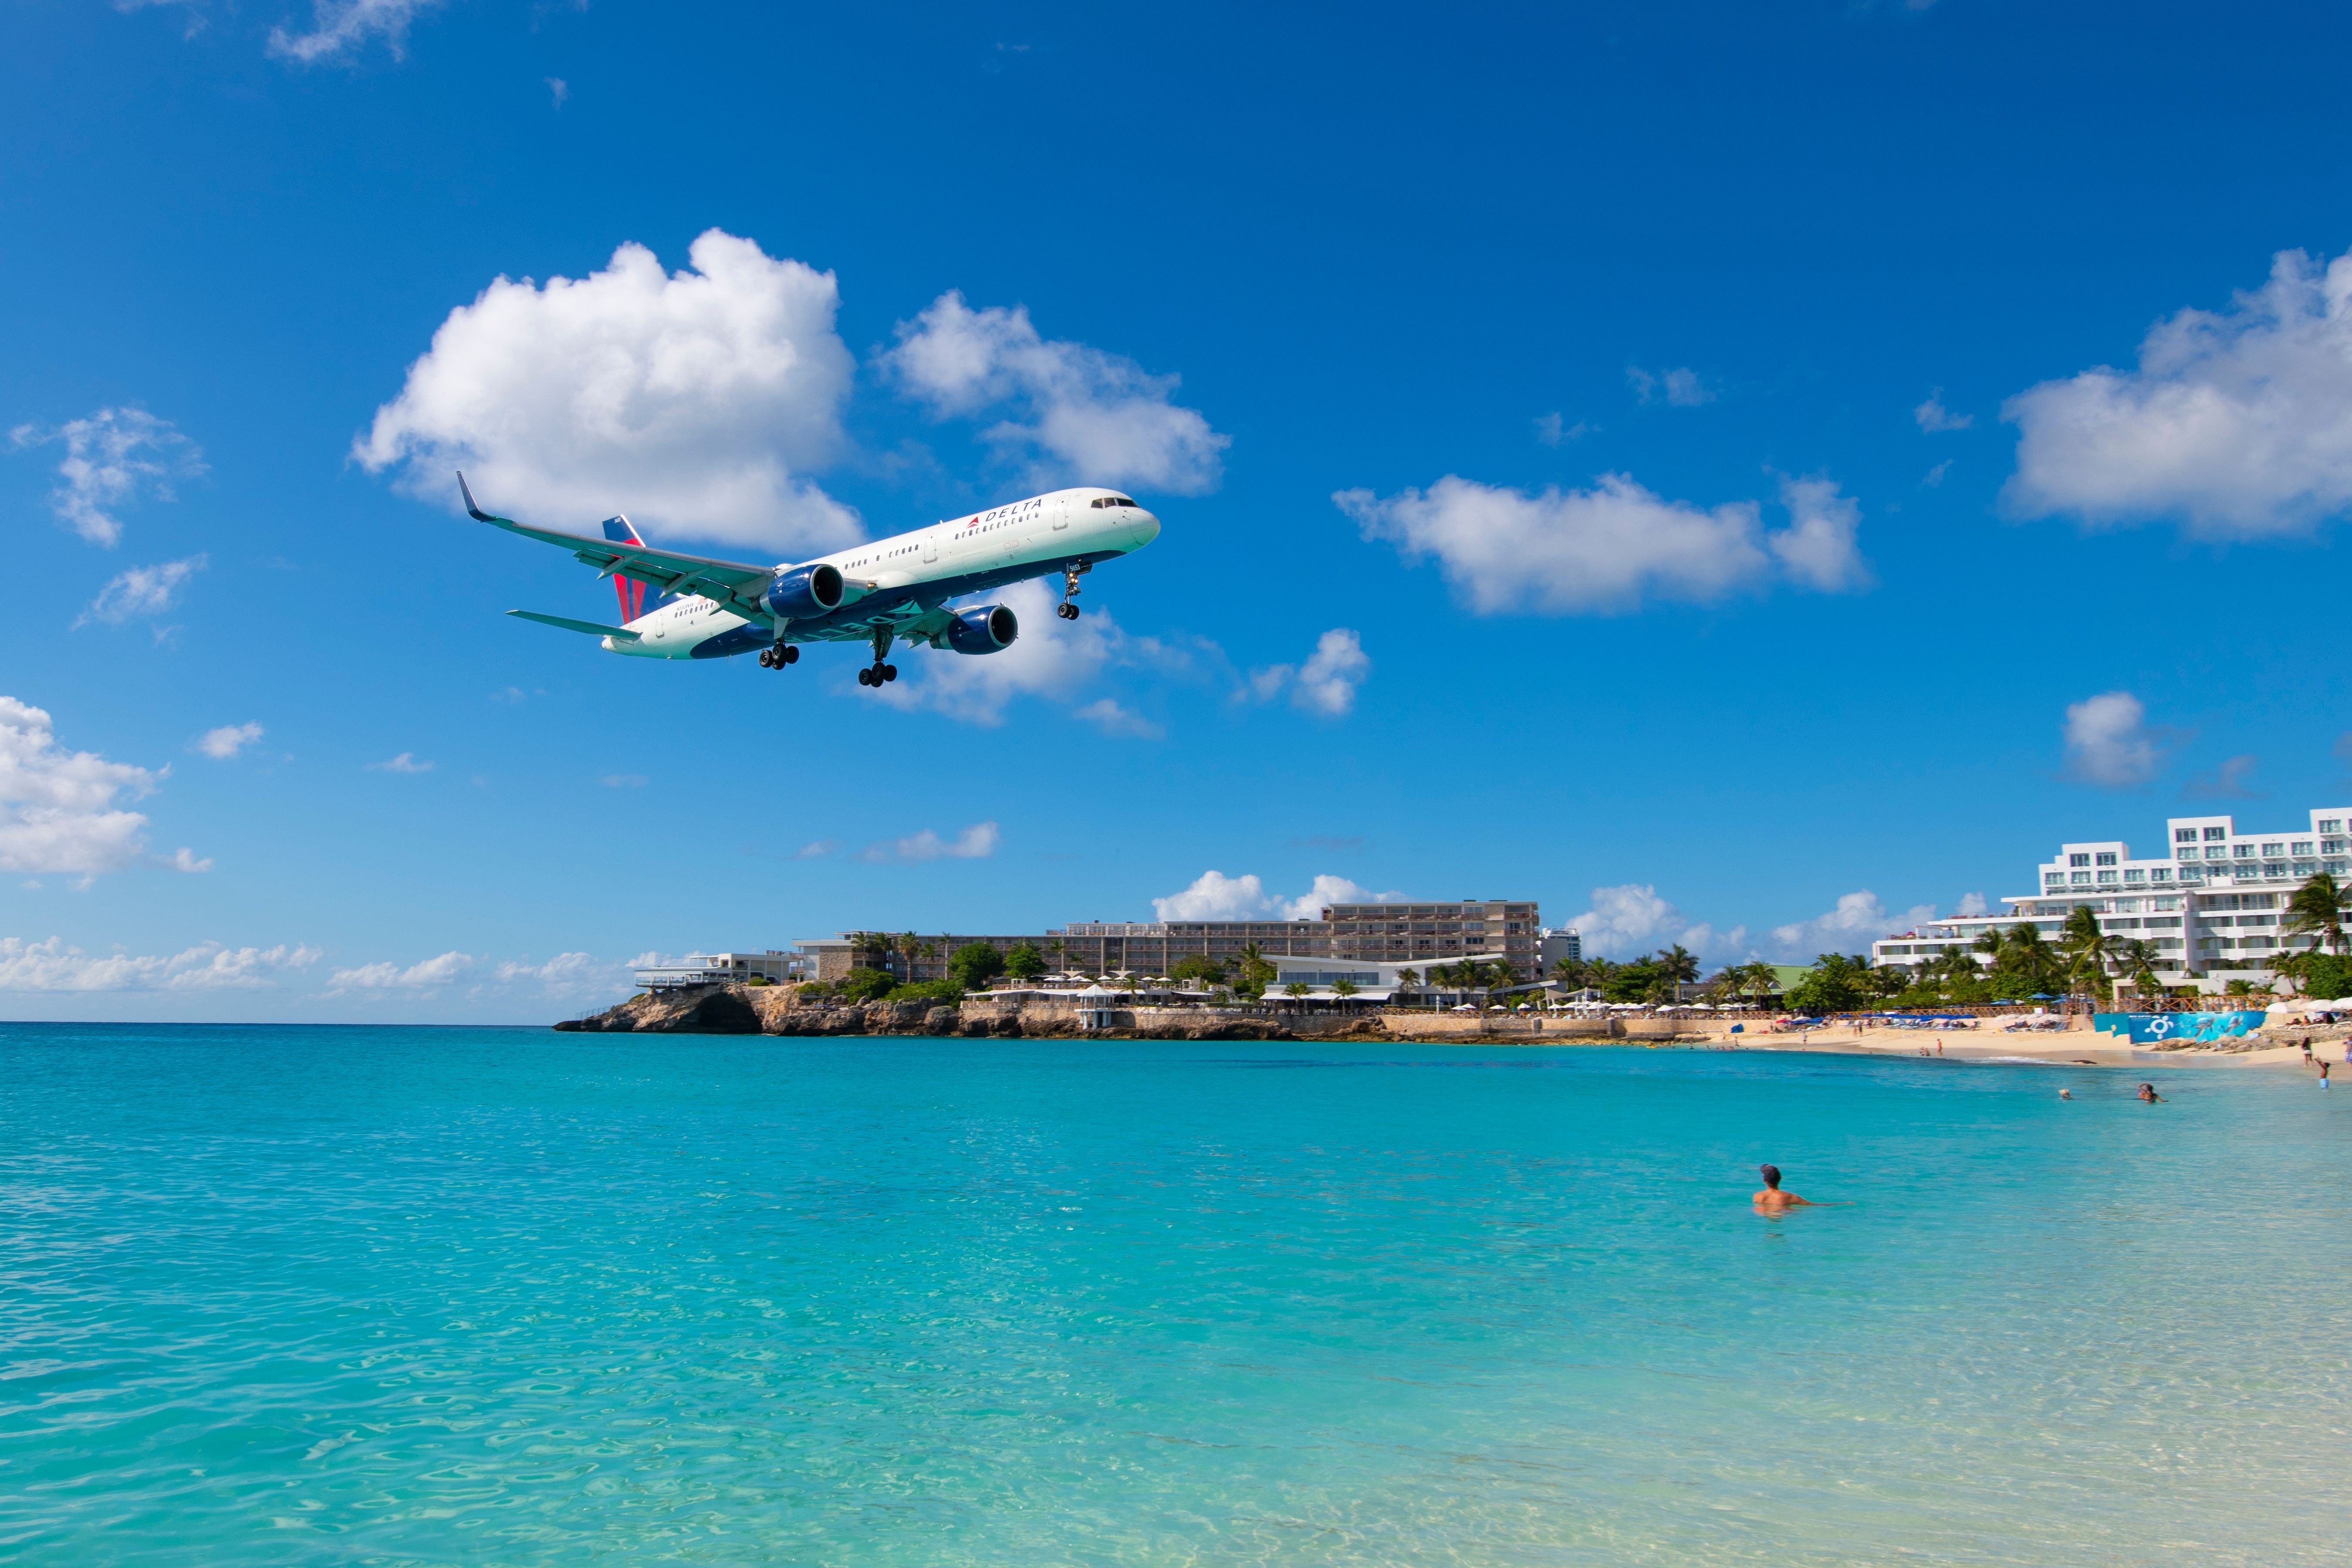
946, 604, 1018, 655
762, 563, 845, 620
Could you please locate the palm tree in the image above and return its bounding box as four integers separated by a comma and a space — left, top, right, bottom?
1549, 956, 1588, 988
2001, 922, 2054, 993
1738, 959, 1779, 1009
1396, 966, 1422, 994
1655, 944, 1700, 987
895, 930, 921, 980
2119, 939, 2163, 998
1283, 980, 1311, 999
2282, 872, 2351, 958
1332, 977, 1359, 998
1235, 942, 1271, 997
1973, 924, 2008, 965
2058, 906, 2115, 1000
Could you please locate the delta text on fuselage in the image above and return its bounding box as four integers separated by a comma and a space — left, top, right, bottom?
463, 480, 1161, 687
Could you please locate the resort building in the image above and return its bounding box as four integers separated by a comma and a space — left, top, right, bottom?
1869, 807, 2352, 991
633, 951, 808, 989
1536, 927, 1582, 973
763, 900, 1539, 985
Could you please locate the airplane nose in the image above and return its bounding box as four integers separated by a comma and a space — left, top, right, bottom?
1132, 510, 1162, 547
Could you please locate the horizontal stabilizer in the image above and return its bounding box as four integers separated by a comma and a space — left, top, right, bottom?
506, 609, 641, 642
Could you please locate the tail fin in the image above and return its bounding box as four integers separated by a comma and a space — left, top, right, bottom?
601, 516, 661, 622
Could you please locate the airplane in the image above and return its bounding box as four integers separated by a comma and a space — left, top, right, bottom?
460, 475, 1162, 686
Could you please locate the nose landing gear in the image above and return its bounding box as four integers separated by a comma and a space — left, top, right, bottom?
1058, 561, 1088, 619
758, 643, 800, 669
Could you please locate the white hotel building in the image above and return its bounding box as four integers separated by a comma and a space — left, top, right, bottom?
1871, 807, 2352, 991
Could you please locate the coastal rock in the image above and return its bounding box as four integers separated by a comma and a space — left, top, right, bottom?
554, 985, 760, 1034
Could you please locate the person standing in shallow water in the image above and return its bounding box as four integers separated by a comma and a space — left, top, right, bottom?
1753, 1164, 1813, 1212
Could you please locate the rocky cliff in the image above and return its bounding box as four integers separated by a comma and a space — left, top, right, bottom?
554, 983, 1323, 1040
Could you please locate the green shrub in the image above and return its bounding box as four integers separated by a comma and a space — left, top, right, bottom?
836, 967, 897, 1004
948, 942, 1007, 992
885, 980, 962, 1004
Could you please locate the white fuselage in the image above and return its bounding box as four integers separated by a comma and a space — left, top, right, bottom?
604, 486, 1160, 659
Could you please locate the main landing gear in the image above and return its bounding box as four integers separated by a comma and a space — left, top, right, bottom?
858, 628, 898, 687
1058, 561, 1088, 619
758, 643, 800, 669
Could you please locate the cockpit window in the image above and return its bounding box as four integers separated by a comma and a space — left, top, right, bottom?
1092, 495, 1139, 508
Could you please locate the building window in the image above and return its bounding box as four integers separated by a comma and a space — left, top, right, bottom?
2124, 869, 2146, 883
2095, 851, 2117, 866
2294, 841, 2315, 855
2150, 867, 2171, 881
2204, 826, 2227, 840
2176, 828, 2198, 842
2206, 847, 2229, 860
2044, 873, 2065, 889
2067, 852, 2088, 867
2265, 863, 2287, 878
2326, 839, 2349, 854
2070, 871, 2091, 885
2096, 870, 2118, 884
2322, 820, 2343, 833
2262, 842, 2284, 856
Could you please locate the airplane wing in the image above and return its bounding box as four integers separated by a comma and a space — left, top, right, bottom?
507, 610, 642, 641
460, 473, 781, 629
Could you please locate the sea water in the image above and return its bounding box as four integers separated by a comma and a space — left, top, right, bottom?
2, 1026, 2347, 1565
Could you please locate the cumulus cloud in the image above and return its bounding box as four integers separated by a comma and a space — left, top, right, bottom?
159, 846, 213, 873
1152, 871, 1402, 923
1956, 892, 1990, 916
863, 821, 999, 863
2062, 691, 2172, 789
1243, 629, 1371, 718
1072, 698, 1163, 739
267, 0, 440, 63
328, 950, 474, 991
884, 291, 1228, 494
77, 555, 206, 629
1566, 884, 1740, 960
1767, 890, 1939, 958
1338, 472, 1867, 615
1914, 390, 1973, 432
357, 230, 859, 554
368, 752, 433, 773
2005, 246, 2352, 538
10, 408, 203, 548
0, 936, 318, 992
1627, 366, 1713, 407
493, 952, 620, 998
0, 697, 164, 875
194, 721, 263, 760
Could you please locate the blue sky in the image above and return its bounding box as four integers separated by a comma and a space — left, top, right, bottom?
7, 0, 2352, 1021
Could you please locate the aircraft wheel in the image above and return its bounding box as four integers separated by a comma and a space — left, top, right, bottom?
883, 664, 898, 682
784, 645, 799, 664
857, 668, 873, 686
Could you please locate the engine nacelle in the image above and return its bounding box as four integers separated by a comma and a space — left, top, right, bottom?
946, 604, 1018, 655
762, 563, 844, 620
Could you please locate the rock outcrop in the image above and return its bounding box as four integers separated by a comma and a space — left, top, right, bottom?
555, 984, 1333, 1041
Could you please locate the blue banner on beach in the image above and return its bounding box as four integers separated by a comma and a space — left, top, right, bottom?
2092, 1011, 2267, 1044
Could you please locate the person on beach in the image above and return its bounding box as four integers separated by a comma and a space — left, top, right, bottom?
2302, 1037, 2315, 1064
1753, 1164, 1813, 1211
2137, 1082, 2164, 1103
2322, 1060, 2332, 1090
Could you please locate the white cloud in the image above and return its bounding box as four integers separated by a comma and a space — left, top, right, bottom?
328, 950, 474, 992
10, 408, 203, 548
1628, 366, 1713, 406
1914, 389, 1974, 432
1534, 412, 1592, 446
1566, 884, 1740, 960
0, 697, 163, 875
160, 846, 213, 873
267, 0, 440, 64
368, 752, 433, 773
1767, 890, 1938, 958
357, 230, 859, 555
546, 77, 569, 108
493, 952, 619, 998
1924, 459, 1953, 488
1338, 472, 1868, 615
1765, 476, 1871, 593
195, 721, 263, 760
2061, 691, 2170, 788
78, 556, 206, 628
863, 821, 999, 863
1151, 871, 1402, 923
884, 291, 1228, 494
2004, 245, 2352, 538
1956, 892, 1990, 916
1072, 698, 1163, 739
1245, 629, 1371, 718
0, 936, 318, 992
794, 839, 835, 858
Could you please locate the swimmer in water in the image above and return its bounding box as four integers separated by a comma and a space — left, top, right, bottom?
2059, 1088, 2072, 1099
1752, 1163, 1813, 1211
2136, 1082, 2164, 1103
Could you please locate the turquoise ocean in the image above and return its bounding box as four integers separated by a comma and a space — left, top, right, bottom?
3, 1025, 2348, 1565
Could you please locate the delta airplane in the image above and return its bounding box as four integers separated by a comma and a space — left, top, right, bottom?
461, 476, 1161, 686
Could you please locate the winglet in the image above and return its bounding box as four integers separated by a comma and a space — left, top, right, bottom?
457, 470, 496, 523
